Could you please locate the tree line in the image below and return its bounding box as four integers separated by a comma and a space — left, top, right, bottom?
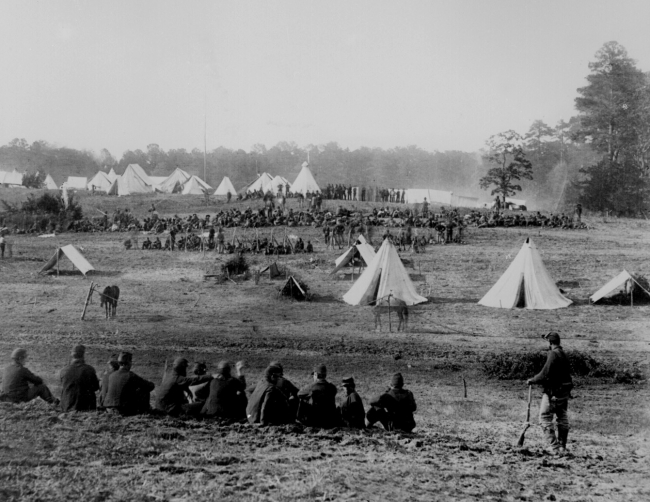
480, 41, 650, 215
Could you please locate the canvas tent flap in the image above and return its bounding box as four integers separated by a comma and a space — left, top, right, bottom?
590, 270, 637, 303
39, 245, 95, 276
343, 239, 427, 306
478, 238, 571, 310
159, 168, 190, 193
87, 171, 112, 191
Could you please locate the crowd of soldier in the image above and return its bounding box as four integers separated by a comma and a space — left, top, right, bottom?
0, 347, 417, 433
1, 333, 573, 454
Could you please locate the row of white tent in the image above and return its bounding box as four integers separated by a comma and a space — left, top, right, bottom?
337, 236, 638, 309
47, 161, 322, 197
0, 169, 25, 186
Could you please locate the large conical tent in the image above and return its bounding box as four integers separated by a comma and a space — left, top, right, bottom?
107, 168, 118, 181
87, 171, 112, 192
214, 176, 236, 196
44, 174, 58, 189
343, 238, 427, 306
291, 162, 320, 196
245, 173, 274, 193
39, 245, 95, 276
107, 164, 154, 196
478, 238, 572, 310
589, 270, 650, 304
181, 175, 212, 195
158, 168, 191, 193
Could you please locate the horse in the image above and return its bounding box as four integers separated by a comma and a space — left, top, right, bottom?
99, 286, 120, 319
373, 297, 408, 332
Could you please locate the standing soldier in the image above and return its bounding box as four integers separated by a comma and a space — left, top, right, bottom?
527, 332, 573, 454
574, 203, 582, 224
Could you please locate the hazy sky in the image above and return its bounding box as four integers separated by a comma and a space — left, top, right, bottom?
0, 0, 648, 157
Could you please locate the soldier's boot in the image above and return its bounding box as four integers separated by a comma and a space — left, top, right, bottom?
543, 427, 560, 453
557, 427, 569, 454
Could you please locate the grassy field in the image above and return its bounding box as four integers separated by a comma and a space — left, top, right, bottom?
1, 191, 649, 501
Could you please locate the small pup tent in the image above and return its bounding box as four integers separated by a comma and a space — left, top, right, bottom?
590, 270, 650, 304
158, 168, 191, 193
39, 245, 95, 276
214, 176, 237, 196
280, 276, 310, 301
181, 175, 212, 195
291, 163, 320, 196
44, 174, 58, 189
343, 238, 427, 306
478, 238, 571, 310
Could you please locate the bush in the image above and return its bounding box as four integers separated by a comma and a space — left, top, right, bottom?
482, 350, 644, 383
221, 254, 249, 276
22, 172, 45, 189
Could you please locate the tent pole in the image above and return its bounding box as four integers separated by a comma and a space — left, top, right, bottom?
56, 248, 60, 277
388, 294, 392, 333
80, 282, 95, 320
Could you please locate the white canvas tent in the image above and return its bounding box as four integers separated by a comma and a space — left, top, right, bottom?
39, 245, 95, 276
181, 175, 212, 195
5, 169, 24, 186
343, 238, 427, 306
452, 195, 480, 208
589, 270, 649, 304
149, 176, 168, 191
125, 164, 153, 184
506, 197, 527, 208
291, 162, 320, 196
158, 168, 191, 193
214, 176, 236, 196
63, 176, 88, 190
44, 174, 58, 190
87, 171, 112, 192
271, 175, 291, 195
404, 188, 453, 205
245, 173, 275, 194
107, 168, 118, 181
107, 164, 154, 196
478, 238, 572, 310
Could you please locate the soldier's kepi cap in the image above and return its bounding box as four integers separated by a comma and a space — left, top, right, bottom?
71, 345, 86, 358
543, 332, 561, 344
313, 364, 327, 377
342, 377, 355, 387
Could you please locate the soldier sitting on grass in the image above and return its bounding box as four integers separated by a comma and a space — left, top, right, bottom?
0, 348, 59, 406
366, 373, 417, 433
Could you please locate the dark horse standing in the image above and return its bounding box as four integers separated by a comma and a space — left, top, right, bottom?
100, 286, 120, 319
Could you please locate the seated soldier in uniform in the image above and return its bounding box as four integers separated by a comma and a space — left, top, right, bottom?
338, 377, 366, 429
0, 348, 58, 406
306, 241, 314, 253
142, 237, 152, 250
152, 237, 162, 250
59, 345, 99, 412
366, 372, 417, 432
103, 352, 155, 416
123, 238, 133, 250
155, 358, 213, 417
188, 362, 211, 404
98, 356, 119, 409
246, 365, 292, 426
297, 364, 339, 428
202, 361, 247, 422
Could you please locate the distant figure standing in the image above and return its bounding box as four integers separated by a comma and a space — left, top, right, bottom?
422, 198, 429, 218
574, 203, 582, 223
226, 191, 232, 203
0, 234, 5, 259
